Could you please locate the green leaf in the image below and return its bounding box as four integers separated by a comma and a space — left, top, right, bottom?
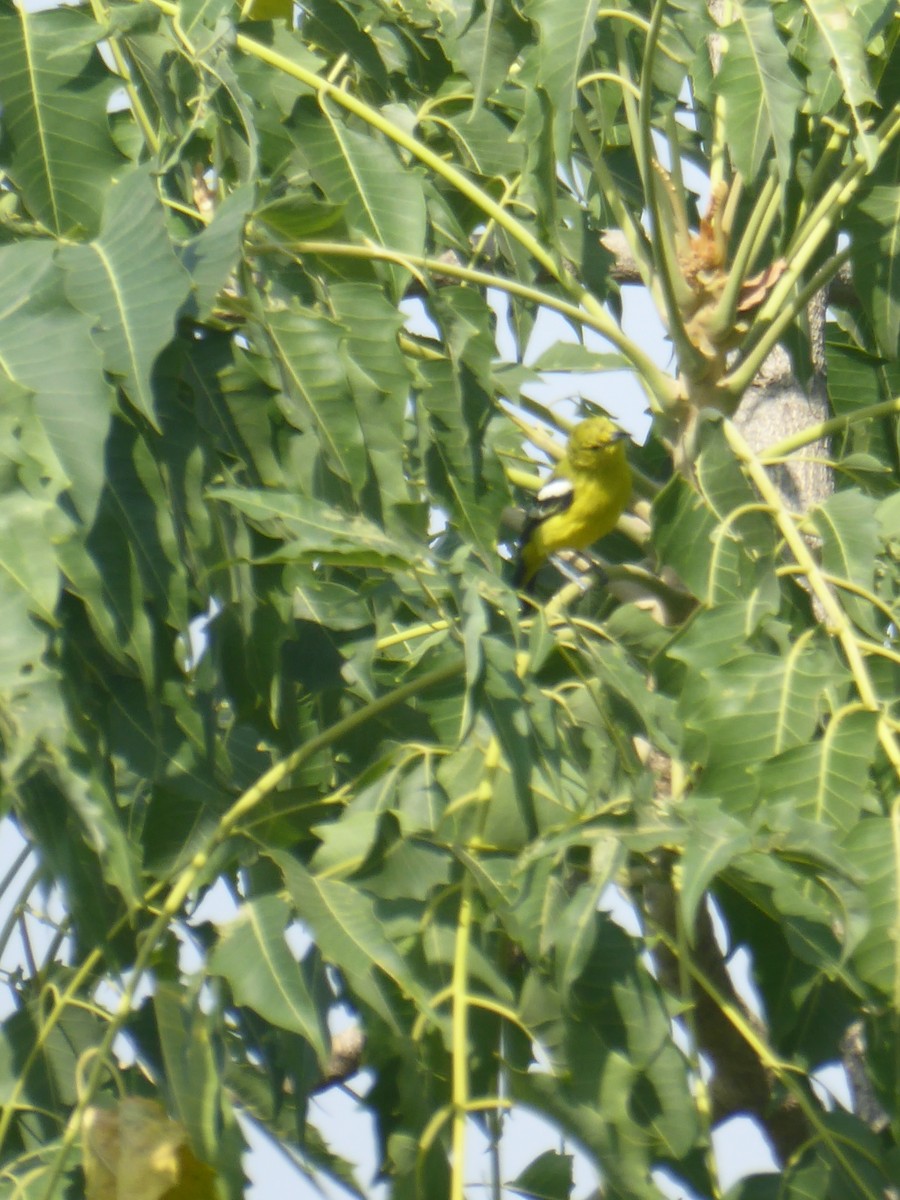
58, 167, 192, 431
845, 815, 900, 1002
846, 155, 900, 357
672, 619, 843, 814
450, 1, 527, 111
273, 851, 433, 1027
720, 0, 801, 182
13, 773, 132, 956
876, 489, 900, 540
178, 0, 233, 44
808, 489, 882, 637
699, 423, 779, 598
47, 749, 143, 909
292, 107, 426, 299
528, 343, 631, 373
515, 919, 701, 1195
208, 487, 418, 569
208, 894, 330, 1062
328, 282, 413, 518
310, 810, 380, 878
179, 335, 285, 489
755, 705, 878, 835
182, 185, 255, 320
0, 493, 59, 687
0, 242, 113, 521
254, 194, 345, 240
299, 0, 389, 94
364, 837, 453, 903
524, 0, 596, 164
553, 869, 623, 996
264, 306, 367, 489
291, 578, 372, 630
508, 1149, 574, 1200
153, 982, 237, 1172
54, 413, 189, 686
439, 107, 525, 181
679, 800, 754, 930
813, 1110, 898, 1198
802, 0, 877, 163
717, 0, 804, 183
826, 327, 900, 413
653, 419, 778, 606
653, 473, 718, 600
0, 5, 122, 235
415, 289, 510, 553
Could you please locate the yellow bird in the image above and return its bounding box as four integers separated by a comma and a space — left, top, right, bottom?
513, 417, 632, 591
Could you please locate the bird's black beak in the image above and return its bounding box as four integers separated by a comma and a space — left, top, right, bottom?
611, 430, 630, 443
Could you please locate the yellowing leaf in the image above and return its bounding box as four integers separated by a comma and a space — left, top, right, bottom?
164, 1145, 220, 1200
240, 0, 293, 20
84, 1099, 218, 1200
83, 1106, 119, 1200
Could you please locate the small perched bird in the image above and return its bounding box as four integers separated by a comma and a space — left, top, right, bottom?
513, 416, 631, 591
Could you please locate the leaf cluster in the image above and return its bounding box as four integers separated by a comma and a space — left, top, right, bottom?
0, 1, 897, 1198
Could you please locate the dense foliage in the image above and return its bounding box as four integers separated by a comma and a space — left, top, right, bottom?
0, 0, 898, 1196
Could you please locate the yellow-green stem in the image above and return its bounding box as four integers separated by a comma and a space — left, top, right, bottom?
596, 6, 688, 63
670, 869, 722, 1198
639, 0, 682, 302
774, 568, 900, 639
784, 108, 900, 276
144, 0, 561, 281
35, 658, 463, 1199
0, 845, 34, 960
635, 0, 704, 381
572, 110, 656, 294
654, 924, 883, 1200
376, 620, 450, 650
88, 0, 160, 153
0, 884, 153, 1157
725, 109, 900, 383
450, 876, 474, 1200
761, 395, 900, 459
723, 247, 851, 395
722, 419, 900, 779
802, 126, 850, 213
578, 69, 642, 101
707, 21, 729, 192
254, 237, 676, 401
611, 8, 644, 167
706, 172, 780, 339
449, 737, 501, 1199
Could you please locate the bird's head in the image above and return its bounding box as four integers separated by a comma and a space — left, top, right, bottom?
567, 417, 629, 470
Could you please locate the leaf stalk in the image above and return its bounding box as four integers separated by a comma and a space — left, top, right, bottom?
722, 419, 900, 780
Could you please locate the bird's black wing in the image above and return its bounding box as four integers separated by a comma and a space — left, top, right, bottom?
520, 475, 575, 536
512, 475, 575, 587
